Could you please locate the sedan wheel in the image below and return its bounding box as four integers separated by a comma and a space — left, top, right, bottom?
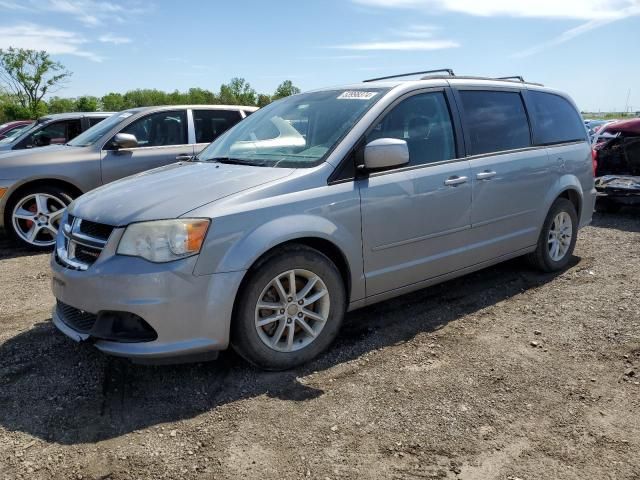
547, 211, 573, 262
11, 192, 68, 248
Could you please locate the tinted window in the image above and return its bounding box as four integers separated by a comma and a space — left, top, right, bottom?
529, 91, 586, 145
88, 117, 106, 127
366, 91, 456, 166
24, 119, 81, 147
193, 109, 242, 144
119, 110, 187, 147
459, 91, 531, 155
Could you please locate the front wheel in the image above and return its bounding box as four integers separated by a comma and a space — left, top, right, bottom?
4, 186, 73, 251
527, 197, 578, 272
231, 244, 346, 371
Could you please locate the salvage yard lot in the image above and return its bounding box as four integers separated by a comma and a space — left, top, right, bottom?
0, 212, 639, 480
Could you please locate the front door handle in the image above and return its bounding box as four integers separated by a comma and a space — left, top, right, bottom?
444, 175, 468, 186
476, 170, 497, 180
176, 154, 192, 161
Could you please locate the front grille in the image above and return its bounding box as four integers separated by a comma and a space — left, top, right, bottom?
57, 301, 97, 333
56, 215, 115, 270
79, 220, 114, 241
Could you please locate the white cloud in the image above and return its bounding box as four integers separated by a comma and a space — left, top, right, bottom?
0, 0, 150, 27
98, 33, 131, 44
334, 39, 459, 51
352, 0, 640, 20
0, 23, 102, 61
353, 0, 640, 57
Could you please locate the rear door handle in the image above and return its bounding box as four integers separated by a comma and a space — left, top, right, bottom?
476, 170, 497, 180
176, 154, 192, 161
444, 175, 468, 186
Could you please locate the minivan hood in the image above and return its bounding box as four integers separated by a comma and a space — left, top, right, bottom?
69, 161, 295, 226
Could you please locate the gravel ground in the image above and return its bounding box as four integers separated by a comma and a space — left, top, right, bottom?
0, 210, 639, 480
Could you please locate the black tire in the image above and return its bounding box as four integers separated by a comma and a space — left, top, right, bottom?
231, 244, 346, 371
595, 198, 622, 214
527, 197, 578, 273
4, 185, 73, 251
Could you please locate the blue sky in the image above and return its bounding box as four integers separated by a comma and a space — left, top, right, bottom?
0, 0, 638, 111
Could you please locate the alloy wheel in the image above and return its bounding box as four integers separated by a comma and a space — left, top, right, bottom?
254, 269, 331, 352
12, 193, 66, 247
547, 211, 573, 262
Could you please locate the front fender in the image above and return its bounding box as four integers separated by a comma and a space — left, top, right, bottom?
194, 213, 365, 303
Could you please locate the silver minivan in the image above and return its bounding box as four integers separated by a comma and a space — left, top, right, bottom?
0, 105, 256, 249
50, 71, 596, 370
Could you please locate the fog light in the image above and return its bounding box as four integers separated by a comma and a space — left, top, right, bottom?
91, 311, 157, 343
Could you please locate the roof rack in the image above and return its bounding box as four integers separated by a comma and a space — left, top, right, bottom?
496, 76, 525, 82
363, 69, 455, 83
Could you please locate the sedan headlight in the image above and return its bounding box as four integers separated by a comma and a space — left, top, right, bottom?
117, 219, 210, 263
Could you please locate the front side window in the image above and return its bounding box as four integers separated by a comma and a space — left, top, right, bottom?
366, 91, 457, 166
197, 88, 388, 168
459, 90, 531, 155
118, 110, 187, 148
24, 119, 81, 147
529, 91, 587, 145
193, 109, 242, 144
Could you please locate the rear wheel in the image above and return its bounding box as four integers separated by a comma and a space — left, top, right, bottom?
5, 186, 73, 251
528, 197, 578, 272
231, 244, 346, 370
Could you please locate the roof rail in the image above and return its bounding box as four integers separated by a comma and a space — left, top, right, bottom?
363, 69, 455, 83
496, 76, 525, 82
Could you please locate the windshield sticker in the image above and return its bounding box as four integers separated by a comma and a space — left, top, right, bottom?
337, 91, 378, 100
118, 112, 133, 118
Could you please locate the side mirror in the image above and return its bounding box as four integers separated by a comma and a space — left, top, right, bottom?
363, 138, 409, 170
112, 133, 138, 149
33, 134, 51, 147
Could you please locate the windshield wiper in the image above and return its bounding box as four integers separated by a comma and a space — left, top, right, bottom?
210, 157, 261, 166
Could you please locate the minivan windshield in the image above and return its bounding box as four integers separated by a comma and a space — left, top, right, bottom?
67, 111, 134, 147
196, 88, 389, 168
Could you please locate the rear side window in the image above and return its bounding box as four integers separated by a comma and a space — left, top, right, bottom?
459, 91, 531, 155
529, 91, 586, 145
366, 91, 457, 166
193, 110, 242, 144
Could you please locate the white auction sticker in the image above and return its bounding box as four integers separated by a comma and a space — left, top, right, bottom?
337, 91, 378, 100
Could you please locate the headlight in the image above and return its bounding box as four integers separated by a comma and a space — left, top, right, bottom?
117, 219, 210, 263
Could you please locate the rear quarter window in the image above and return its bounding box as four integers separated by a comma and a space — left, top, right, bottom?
529, 91, 587, 145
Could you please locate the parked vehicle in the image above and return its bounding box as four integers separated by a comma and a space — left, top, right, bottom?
0, 112, 114, 154
50, 71, 595, 370
584, 119, 612, 141
593, 118, 640, 212
0, 120, 34, 140
0, 105, 256, 249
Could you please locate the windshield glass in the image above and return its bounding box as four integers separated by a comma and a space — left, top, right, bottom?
0, 125, 31, 143
67, 111, 133, 147
0, 122, 38, 145
197, 88, 389, 168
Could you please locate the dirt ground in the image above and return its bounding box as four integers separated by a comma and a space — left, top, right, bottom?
0, 210, 639, 480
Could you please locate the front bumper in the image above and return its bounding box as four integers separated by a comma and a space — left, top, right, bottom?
50, 252, 246, 360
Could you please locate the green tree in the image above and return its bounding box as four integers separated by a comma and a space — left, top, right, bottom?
123, 89, 169, 107
273, 80, 300, 100
0, 47, 71, 118
256, 94, 272, 107
219, 78, 257, 106
75, 95, 99, 112
186, 87, 217, 104
47, 96, 76, 113
101, 92, 127, 111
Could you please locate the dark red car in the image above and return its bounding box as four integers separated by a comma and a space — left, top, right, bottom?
593, 118, 640, 212
0, 120, 34, 140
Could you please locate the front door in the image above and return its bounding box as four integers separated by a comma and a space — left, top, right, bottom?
101, 109, 194, 184
359, 90, 473, 297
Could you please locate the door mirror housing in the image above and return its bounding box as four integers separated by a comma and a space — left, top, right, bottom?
112, 133, 138, 150
363, 138, 409, 170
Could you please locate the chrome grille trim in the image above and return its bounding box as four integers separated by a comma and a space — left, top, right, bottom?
56, 215, 114, 270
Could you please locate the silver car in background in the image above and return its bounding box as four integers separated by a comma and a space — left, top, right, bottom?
0, 112, 114, 154
0, 105, 256, 249
51, 71, 595, 370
